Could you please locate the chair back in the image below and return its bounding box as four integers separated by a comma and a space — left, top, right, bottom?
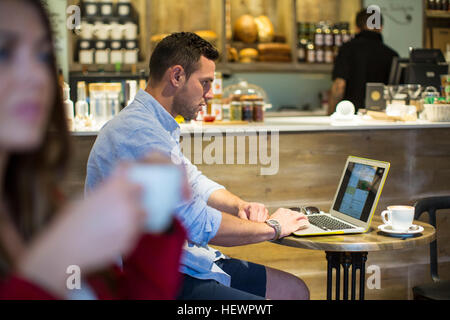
414, 196, 450, 282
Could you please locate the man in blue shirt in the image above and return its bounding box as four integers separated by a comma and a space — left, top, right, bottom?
86, 32, 310, 300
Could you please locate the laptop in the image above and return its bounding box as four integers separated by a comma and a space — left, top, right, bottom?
293, 156, 390, 236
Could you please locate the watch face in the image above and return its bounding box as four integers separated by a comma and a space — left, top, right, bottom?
266, 219, 281, 240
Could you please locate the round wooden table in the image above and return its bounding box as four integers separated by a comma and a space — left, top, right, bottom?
274, 216, 436, 300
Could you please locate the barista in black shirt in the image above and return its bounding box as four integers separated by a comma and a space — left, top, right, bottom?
328, 8, 399, 114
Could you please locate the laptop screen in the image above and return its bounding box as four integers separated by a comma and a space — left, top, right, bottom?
332, 162, 386, 222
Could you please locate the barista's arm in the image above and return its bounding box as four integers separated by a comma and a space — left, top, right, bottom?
328, 77, 346, 115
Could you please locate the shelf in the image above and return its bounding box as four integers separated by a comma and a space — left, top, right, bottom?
217, 62, 333, 74
69, 61, 332, 76
69, 71, 148, 80
69, 62, 148, 73
426, 10, 450, 19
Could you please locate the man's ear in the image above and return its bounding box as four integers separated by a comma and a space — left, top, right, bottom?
170, 65, 186, 88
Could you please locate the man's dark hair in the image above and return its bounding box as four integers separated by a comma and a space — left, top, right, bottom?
149, 32, 219, 84
356, 8, 384, 31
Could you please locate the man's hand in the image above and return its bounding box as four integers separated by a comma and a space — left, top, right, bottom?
238, 202, 269, 222
270, 208, 310, 238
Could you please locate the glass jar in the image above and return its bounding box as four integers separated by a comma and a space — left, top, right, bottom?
242, 101, 253, 121
253, 101, 265, 122
222, 104, 230, 121
230, 102, 242, 121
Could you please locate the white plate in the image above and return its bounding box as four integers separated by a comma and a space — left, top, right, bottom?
378, 224, 424, 235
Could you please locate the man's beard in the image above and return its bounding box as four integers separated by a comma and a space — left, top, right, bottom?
173, 93, 201, 121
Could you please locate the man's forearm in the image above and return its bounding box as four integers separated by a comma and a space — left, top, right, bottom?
209, 212, 275, 247
328, 78, 346, 115
207, 189, 245, 216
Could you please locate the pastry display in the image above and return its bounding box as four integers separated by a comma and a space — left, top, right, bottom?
254, 15, 274, 43
239, 48, 259, 63
234, 14, 258, 44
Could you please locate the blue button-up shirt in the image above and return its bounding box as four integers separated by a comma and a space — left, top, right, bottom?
85, 89, 231, 286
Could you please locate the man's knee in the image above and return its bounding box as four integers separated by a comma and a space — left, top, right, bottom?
265, 267, 310, 300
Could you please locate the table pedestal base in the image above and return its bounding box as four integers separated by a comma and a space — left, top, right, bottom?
326, 251, 368, 300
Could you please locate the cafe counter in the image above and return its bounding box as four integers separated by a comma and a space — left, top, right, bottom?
71, 116, 450, 136
68, 116, 450, 207
65, 116, 450, 299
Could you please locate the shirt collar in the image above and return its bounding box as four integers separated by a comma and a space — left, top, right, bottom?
134, 89, 180, 134
356, 30, 383, 42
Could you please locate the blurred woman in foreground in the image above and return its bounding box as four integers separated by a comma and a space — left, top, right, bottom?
0, 0, 186, 299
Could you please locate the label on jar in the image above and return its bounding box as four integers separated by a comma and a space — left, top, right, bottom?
307, 49, 315, 63
325, 50, 334, 64
316, 48, 324, 63
213, 78, 222, 96
334, 34, 342, 47
324, 34, 333, 47
211, 102, 222, 121
196, 104, 207, 121
314, 33, 324, 46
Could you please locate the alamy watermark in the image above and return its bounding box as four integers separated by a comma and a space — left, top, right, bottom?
367, 5, 382, 30
66, 265, 81, 290
66, 5, 81, 32
171, 128, 280, 176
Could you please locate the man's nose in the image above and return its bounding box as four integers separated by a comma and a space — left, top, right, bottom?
204, 86, 214, 100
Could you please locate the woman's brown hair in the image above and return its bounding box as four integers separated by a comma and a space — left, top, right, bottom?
0, 0, 71, 277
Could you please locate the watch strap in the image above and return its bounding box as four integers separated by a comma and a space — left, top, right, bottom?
265, 219, 281, 240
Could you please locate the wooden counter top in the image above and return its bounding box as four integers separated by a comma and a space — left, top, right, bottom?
70, 116, 450, 136
274, 215, 436, 253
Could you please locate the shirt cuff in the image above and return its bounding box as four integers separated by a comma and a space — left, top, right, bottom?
203, 185, 226, 204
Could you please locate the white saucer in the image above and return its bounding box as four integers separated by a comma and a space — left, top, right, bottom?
378, 224, 424, 235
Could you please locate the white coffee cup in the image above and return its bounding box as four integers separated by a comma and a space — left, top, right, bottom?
381, 205, 415, 231
127, 164, 183, 233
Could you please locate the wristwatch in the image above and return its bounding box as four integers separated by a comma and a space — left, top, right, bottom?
265, 219, 282, 240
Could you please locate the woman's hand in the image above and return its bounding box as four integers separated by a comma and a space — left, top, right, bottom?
17, 165, 146, 298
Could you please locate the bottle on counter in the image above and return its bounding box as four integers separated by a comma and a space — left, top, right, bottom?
89, 83, 108, 130
307, 22, 315, 43
63, 82, 74, 131
306, 41, 315, 63
126, 80, 137, 107
333, 23, 343, 58
323, 23, 333, 48
297, 22, 308, 63
75, 81, 90, 130
210, 72, 223, 120
314, 23, 325, 64
314, 23, 324, 49
104, 83, 122, 118
323, 22, 334, 64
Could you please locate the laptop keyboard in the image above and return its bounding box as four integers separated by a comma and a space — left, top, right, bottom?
308, 215, 356, 231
